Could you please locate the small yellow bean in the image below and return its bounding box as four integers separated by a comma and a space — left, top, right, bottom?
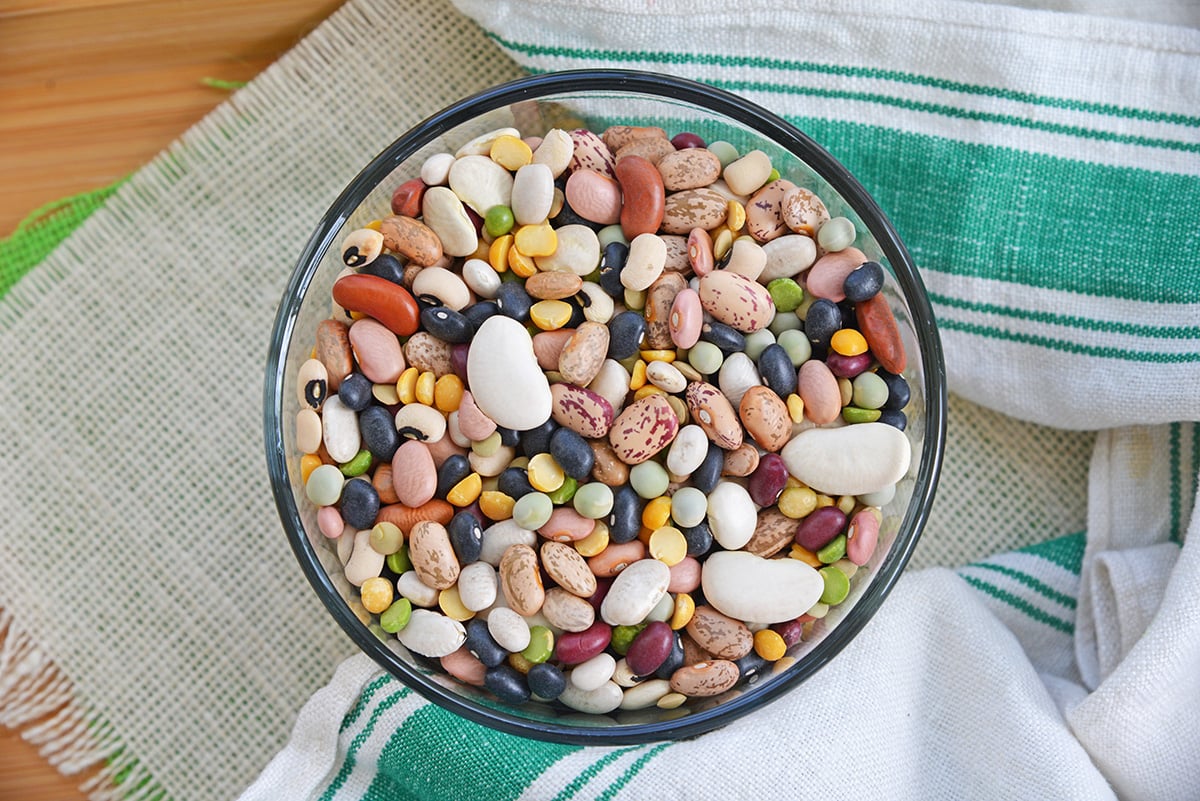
831, 328, 869, 357
396, 366, 420, 404
725, 200, 746, 233
574, 521, 610, 557
527, 452, 565, 492
508, 245, 537, 278
514, 222, 557, 257
629, 359, 648, 390
786, 393, 805, 423
712, 227, 734, 260
438, 585, 475, 621
360, 576, 394, 615
778, 486, 818, 519
753, 629, 788, 661
489, 234, 513, 273
529, 299, 573, 331
447, 472, 482, 507
649, 526, 687, 566
434, 374, 464, 412
670, 593, 695, 630
479, 490, 515, 521
639, 349, 676, 364
490, 134, 533, 170
641, 496, 673, 530
415, 370, 436, 406
633, 385, 666, 401
300, 453, 322, 485
836, 494, 857, 515
789, 543, 823, 567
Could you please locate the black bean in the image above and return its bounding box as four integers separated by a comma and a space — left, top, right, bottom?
484, 665, 531, 705
435, 454, 472, 499
757, 343, 797, 397
519, 418, 558, 458
525, 662, 567, 701
360, 253, 405, 285
337, 372, 373, 411
359, 405, 399, 461
608, 485, 644, 544
549, 427, 595, 481
699, 321, 745, 356
465, 619, 507, 668
843, 260, 885, 302
690, 444, 724, 494
339, 477, 379, 530
448, 510, 483, 564
495, 282, 533, 323
607, 310, 646, 360
420, 306, 473, 344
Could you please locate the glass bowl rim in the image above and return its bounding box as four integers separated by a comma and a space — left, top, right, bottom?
264, 67, 947, 745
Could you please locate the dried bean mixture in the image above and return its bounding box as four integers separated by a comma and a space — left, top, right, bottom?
295, 122, 912, 714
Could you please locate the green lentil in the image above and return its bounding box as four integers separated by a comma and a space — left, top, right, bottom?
743, 329, 776, 361
573, 482, 614, 519
766, 278, 805, 312
512, 492, 554, 530
817, 533, 847, 564
776, 328, 813, 366
852, 371, 890, 410
707, 140, 739, 168
484, 205, 514, 238
547, 475, 578, 505
687, 340, 724, 375
339, 448, 373, 477
610, 623, 647, 656
379, 598, 412, 633
521, 625, 554, 664
819, 565, 851, 605
385, 545, 412, 575
842, 406, 882, 424
629, 460, 670, 499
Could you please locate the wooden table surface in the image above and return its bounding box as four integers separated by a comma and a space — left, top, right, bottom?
0, 2, 344, 796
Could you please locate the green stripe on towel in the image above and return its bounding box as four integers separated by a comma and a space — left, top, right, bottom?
959, 575, 1075, 634
490, 36, 1200, 128
365, 705, 579, 801
969, 562, 1078, 610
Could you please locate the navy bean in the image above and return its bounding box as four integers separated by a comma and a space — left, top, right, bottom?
462, 299, 499, 329
699, 321, 745, 356
653, 631, 685, 680
608, 485, 644, 544
598, 241, 629, 298
681, 520, 714, 557
690, 444, 724, 494
549, 427, 595, 481
359, 405, 400, 461
607, 310, 647, 360
495, 282, 533, 323
757, 343, 797, 397
436, 454, 472, 499
843, 260, 884, 302
485, 665, 531, 705
360, 253, 406, 285
497, 466, 536, 500
526, 662, 567, 701
804, 299, 842, 349
878, 369, 911, 410
339, 477, 380, 530
420, 306, 473, 344
337, 372, 373, 411
448, 510, 483, 564
519, 418, 559, 458
878, 408, 907, 431
465, 619, 507, 667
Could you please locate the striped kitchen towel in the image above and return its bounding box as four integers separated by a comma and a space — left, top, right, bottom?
238, 1, 1199, 800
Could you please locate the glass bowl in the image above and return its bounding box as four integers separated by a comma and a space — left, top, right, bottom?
265, 69, 946, 744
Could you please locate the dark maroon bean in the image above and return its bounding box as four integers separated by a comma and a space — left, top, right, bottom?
671, 132, 705, 149
555, 620, 612, 666
748, 453, 789, 507
794, 506, 847, 551
826, 351, 873, 378
625, 621, 674, 676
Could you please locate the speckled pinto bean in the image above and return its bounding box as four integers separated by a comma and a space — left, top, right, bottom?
295, 118, 912, 710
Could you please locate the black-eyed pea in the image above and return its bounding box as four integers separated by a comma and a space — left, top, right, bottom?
340, 227, 384, 267
394, 404, 447, 443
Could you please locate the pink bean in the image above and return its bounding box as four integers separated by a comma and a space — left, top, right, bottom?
846, 508, 881, 566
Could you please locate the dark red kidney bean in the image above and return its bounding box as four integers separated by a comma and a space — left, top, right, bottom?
653, 631, 685, 680
748, 453, 790, 507
826, 351, 873, 378
772, 617, 806, 647
671, 132, 705, 149
625, 621, 674, 676
794, 506, 848, 551
555, 620, 612, 666
584, 576, 612, 614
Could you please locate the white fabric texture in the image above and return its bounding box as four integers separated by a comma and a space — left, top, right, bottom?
0, 0, 1196, 799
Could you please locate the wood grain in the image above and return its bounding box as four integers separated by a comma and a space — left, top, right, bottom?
0, 0, 345, 237
0, 3, 345, 794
